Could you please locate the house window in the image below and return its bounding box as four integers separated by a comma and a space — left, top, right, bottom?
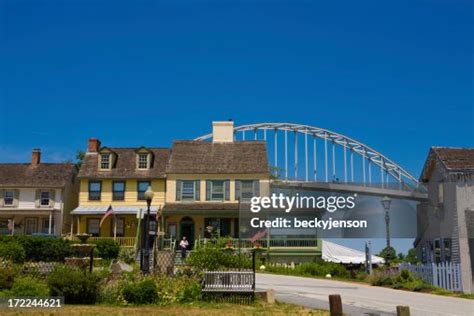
42, 217, 54, 234
434, 239, 441, 263
3, 191, 14, 206
137, 181, 150, 200
176, 180, 200, 201
236, 180, 260, 201
112, 218, 125, 237
40, 191, 50, 206
0, 219, 9, 235
25, 218, 38, 235
204, 218, 232, 238
87, 219, 100, 237
443, 238, 451, 262
438, 182, 444, 204
100, 154, 111, 169
113, 181, 125, 201
89, 181, 102, 201
138, 153, 149, 169
209, 180, 224, 200
206, 180, 230, 201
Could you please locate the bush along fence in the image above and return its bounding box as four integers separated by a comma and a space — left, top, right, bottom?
399, 262, 463, 292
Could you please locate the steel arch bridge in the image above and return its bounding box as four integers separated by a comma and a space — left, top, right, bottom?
196, 123, 425, 199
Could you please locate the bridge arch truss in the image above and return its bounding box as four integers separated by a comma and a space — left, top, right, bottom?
195, 123, 419, 188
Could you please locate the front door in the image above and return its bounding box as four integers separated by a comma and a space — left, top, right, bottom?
25, 218, 38, 235
180, 217, 195, 250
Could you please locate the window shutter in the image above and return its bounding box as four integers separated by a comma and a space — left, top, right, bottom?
206, 180, 211, 201
224, 180, 230, 201
13, 190, 19, 207
253, 180, 260, 197
35, 189, 41, 208
176, 180, 182, 201
195, 180, 200, 201
0, 189, 4, 207
50, 190, 56, 208
235, 180, 241, 201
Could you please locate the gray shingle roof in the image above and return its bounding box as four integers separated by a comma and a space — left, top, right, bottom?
0, 163, 76, 188
166, 141, 269, 174
77, 148, 170, 179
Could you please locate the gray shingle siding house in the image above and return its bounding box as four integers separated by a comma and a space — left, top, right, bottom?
416, 147, 474, 293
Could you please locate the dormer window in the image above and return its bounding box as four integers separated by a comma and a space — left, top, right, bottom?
138, 153, 149, 169
100, 154, 111, 170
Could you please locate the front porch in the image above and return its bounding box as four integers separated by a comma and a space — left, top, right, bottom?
0, 209, 60, 236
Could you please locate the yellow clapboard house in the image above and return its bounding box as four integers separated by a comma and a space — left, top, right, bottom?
71, 138, 170, 247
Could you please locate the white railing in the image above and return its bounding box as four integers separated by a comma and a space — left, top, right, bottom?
196, 238, 319, 249
399, 262, 463, 292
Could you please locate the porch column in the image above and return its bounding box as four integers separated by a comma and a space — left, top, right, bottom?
70, 216, 74, 236
48, 212, 52, 235
11, 218, 15, 235
77, 216, 81, 234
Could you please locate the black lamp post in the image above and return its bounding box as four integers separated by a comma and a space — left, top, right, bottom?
381, 196, 392, 265
142, 186, 154, 274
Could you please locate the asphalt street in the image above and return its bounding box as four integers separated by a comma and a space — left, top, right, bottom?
256, 273, 474, 316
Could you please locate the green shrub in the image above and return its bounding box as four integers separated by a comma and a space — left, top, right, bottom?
154, 275, 202, 303
0, 236, 72, 262
47, 265, 102, 304
10, 276, 49, 296
91, 239, 120, 260
118, 248, 136, 264
187, 244, 251, 270
122, 278, 157, 305
0, 267, 16, 290
0, 242, 26, 263
266, 261, 350, 279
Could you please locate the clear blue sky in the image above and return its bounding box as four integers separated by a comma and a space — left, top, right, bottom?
1, 0, 472, 253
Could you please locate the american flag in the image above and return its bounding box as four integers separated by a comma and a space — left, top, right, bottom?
250, 228, 267, 243
99, 205, 114, 227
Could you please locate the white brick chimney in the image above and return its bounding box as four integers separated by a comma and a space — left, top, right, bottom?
212, 121, 234, 143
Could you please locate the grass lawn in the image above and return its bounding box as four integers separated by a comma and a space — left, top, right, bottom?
0, 301, 328, 316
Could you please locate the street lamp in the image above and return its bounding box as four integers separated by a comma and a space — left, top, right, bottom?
381, 196, 392, 265
142, 186, 154, 274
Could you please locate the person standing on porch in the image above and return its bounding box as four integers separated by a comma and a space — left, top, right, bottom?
180, 236, 189, 259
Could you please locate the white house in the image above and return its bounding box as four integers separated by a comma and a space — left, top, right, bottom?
0, 149, 78, 236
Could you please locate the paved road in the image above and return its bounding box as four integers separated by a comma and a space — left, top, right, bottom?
256, 273, 474, 316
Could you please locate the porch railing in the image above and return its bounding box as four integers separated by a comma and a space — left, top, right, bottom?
73, 236, 176, 250
195, 238, 319, 249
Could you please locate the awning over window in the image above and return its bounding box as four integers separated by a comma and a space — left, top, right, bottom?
71, 205, 159, 215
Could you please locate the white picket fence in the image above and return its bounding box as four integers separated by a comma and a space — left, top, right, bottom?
399, 262, 463, 292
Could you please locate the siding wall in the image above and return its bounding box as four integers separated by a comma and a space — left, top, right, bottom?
166, 173, 270, 203
79, 179, 166, 207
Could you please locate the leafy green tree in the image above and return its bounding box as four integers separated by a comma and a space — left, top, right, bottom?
378, 246, 396, 262
75, 150, 85, 168
404, 248, 418, 264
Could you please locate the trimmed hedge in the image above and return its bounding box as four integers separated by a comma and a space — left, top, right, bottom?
47, 265, 103, 304
0, 236, 72, 262
91, 239, 120, 260
0, 241, 26, 263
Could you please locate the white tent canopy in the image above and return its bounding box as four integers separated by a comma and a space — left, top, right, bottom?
322, 240, 385, 264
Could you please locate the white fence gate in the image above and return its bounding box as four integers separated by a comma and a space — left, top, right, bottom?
399, 262, 463, 292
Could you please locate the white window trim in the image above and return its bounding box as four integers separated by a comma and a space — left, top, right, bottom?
99, 153, 112, 170
137, 153, 150, 169
3, 190, 15, 206
210, 180, 225, 201
181, 180, 196, 201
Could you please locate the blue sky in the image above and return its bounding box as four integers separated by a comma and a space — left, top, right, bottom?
1, 0, 472, 252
